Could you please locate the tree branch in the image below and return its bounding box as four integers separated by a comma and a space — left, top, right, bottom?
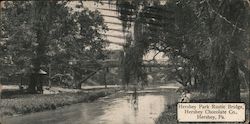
205, 0, 246, 32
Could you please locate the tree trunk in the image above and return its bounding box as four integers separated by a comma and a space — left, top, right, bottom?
28, 1, 51, 93
225, 54, 241, 102
28, 73, 38, 93
215, 53, 241, 102
210, 0, 247, 102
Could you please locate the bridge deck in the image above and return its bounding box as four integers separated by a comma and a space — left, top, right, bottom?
81, 60, 169, 68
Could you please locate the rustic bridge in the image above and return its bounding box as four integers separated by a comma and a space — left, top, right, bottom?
80, 59, 169, 68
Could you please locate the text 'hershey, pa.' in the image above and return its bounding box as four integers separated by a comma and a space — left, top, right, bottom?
177, 103, 245, 122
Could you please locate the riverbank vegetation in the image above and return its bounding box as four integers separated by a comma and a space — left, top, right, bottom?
156, 90, 250, 124
0, 89, 116, 117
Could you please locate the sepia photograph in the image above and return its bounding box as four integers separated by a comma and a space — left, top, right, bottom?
0, 0, 249, 124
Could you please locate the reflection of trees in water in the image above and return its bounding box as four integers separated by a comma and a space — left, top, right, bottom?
131, 88, 139, 112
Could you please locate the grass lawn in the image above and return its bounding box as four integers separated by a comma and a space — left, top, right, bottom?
0, 89, 117, 117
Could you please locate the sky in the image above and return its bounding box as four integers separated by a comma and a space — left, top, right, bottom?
68, 1, 125, 50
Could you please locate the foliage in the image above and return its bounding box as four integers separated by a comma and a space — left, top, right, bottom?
116, 0, 249, 101
1, 1, 108, 89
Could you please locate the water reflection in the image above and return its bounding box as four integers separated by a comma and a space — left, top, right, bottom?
96, 93, 177, 124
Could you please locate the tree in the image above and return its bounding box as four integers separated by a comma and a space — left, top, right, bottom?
49, 7, 108, 89
1, 1, 108, 92
1, 1, 36, 83
115, 0, 249, 102
196, 0, 249, 102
